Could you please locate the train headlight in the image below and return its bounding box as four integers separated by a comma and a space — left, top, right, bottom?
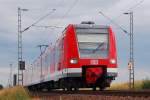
70, 58, 78, 64
110, 59, 116, 64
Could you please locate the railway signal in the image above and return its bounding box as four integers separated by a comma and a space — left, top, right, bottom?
13, 74, 17, 86
128, 62, 133, 70
19, 61, 25, 70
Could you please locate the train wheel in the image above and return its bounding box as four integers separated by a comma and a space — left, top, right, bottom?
63, 88, 66, 91
99, 86, 105, 91
92, 86, 96, 91
67, 87, 72, 91
74, 87, 79, 91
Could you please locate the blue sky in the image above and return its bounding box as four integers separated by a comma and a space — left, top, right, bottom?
0, 0, 150, 86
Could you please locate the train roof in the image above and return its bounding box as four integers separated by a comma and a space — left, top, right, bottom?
74, 24, 109, 29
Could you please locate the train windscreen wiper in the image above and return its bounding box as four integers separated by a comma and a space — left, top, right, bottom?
92, 42, 104, 53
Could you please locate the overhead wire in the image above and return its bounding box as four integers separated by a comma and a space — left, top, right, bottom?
29, 0, 79, 29
22, 9, 56, 32
128, 0, 145, 11
32, 25, 63, 28
55, 0, 79, 26
31, 0, 65, 29
99, 11, 129, 34
111, 0, 145, 22
56, 0, 65, 7
99, 0, 145, 34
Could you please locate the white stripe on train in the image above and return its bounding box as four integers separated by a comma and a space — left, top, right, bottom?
25, 68, 117, 86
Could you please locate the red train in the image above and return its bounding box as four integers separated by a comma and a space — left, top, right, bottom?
24, 21, 117, 91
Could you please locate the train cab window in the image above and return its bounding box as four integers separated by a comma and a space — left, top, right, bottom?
75, 26, 109, 58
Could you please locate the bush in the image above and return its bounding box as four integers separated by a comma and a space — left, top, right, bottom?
142, 79, 150, 89
0, 84, 3, 90
109, 80, 150, 90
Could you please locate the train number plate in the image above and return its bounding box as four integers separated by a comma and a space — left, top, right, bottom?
90, 59, 98, 65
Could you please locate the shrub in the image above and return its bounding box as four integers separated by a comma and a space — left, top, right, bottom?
142, 79, 150, 89
0, 84, 3, 90
109, 80, 150, 90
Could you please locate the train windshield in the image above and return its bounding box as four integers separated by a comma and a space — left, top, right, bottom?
76, 27, 109, 58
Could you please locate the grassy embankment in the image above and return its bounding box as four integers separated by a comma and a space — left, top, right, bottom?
0, 86, 30, 100
109, 79, 150, 90
0, 80, 149, 100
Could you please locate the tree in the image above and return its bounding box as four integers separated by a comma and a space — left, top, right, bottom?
0, 84, 3, 90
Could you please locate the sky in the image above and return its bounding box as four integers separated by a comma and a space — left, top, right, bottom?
0, 0, 150, 87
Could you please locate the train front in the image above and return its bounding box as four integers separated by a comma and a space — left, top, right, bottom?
65, 22, 117, 90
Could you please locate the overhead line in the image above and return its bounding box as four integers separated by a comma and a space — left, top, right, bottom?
56, 0, 65, 7
99, 0, 144, 34
111, 0, 145, 22
22, 9, 56, 33
56, 0, 79, 25
99, 11, 129, 34
32, 25, 63, 28
128, 0, 145, 10
35, 0, 79, 29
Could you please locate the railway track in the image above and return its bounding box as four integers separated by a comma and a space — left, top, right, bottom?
30, 90, 150, 100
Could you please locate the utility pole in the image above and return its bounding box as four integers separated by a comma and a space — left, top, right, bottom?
18, 7, 28, 85
124, 12, 134, 89
17, 7, 55, 85
9, 63, 13, 87
37, 45, 48, 81
99, 11, 135, 89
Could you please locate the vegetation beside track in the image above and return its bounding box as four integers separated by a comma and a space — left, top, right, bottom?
109, 79, 150, 90
0, 86, 30, 100
0, 80, 149, 100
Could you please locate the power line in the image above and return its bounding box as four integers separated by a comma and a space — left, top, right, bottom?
37, 0, 65, 30
22, 9, 56, 33
32, 25, 63, 29
35, 0, 79, 29
111, 0, 145, 22
56, 0, 65, 7
128, 0, 145, 10
100, 0, 145, 34
99, 11, 129, 34
56, 0, 79, 25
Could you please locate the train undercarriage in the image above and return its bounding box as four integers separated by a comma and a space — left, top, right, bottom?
27, 66, 115, 91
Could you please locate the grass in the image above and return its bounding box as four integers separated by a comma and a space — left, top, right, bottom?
109, 79, 150, 90
0, 86, 30, 100
0, 80, 149, 100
